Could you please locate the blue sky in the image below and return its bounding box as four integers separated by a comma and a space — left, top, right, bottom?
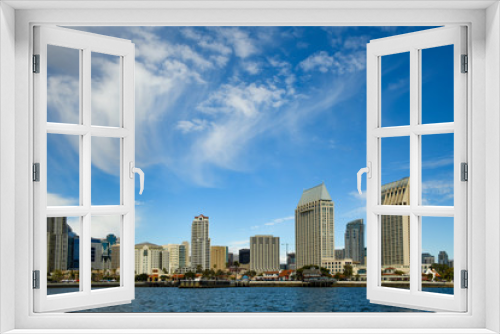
46, 26, 454, 264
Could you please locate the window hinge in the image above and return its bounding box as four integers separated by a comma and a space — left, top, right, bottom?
461, 162, 468, 182
33, 54, 40, 73
461, 270, 468, 289
33, 163, 40, 182
461, 54, 468, 73
33, 270, 40, 289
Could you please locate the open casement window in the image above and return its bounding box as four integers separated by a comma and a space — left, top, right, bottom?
365, 26, 467, 312
33, 26, 140, 312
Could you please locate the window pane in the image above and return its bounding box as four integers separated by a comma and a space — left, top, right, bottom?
421, 45, 454, 124
381, 52, 410, 127
92, 52, 121, 127
47, 45, 80, 124
421, 134, 454, 206
421, 217, 454, 295
91, 137, 121, 205
91, 215, 121, 290
381, 137, 410, 205
47, 134, 80, 206
381, 215, 410, 289
47, 217, 80, 295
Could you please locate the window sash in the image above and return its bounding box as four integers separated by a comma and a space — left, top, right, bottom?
33, 25, 136, 313
366, 26, 468, 312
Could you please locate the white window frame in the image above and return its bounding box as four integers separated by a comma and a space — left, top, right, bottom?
33, 25, 136, 313
366, 26, 467, 312
0, 1, 499, 333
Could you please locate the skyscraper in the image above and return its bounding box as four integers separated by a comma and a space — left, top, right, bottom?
239, 248, 250, 264
210, 246, 227, 270
191, 214, 210, 270
163, 244, 186, 274
381, 177, 410, 267
295, 183, 335, 269
250, 235, 280, 273
47, 217, 69, 272
345, 219, 365, 264
438, 251, 449, 266
182, 241, 190, 268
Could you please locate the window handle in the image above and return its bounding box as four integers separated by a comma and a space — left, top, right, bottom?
357, 162, 371, 195
129, 162, 145, 195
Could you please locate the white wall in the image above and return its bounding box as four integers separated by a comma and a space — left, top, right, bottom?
0, 2, 16, 333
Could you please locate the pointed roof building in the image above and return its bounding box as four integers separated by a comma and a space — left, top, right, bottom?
298, 183, 332, 206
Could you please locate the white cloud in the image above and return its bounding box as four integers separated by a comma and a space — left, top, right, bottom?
176, 119, 210, 134
264, 216, 294, 226
242, 61, 261, 75
228, 240, 250, 254
343, 35, 370, 50
340, 206, 366, 219
422, 180, 453, 195
47, 193, 78, 206
299, 51, 334, 73
215, 27, 259, 59
349, 191, 367, 201
422, 157, 454, 169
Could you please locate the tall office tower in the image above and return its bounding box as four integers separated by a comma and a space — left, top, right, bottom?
67, 226, 79, 270
295, 183, 335, 269
91, 238, 104, 270
438, 251, 449, 266
422, 252, 435, 264
47, 217, 69, 272
250, 235, 280, 273
134, 242, 162, 275
182, 241, 190, 267
287, 252, 296, 270
110, 244, 120, 270
239, 248, 250, 264
163, 244, 186, 274
335, 249, 345, 260
210, 246, 227, 270
345, 219, 365, 264
227, 252, 234, 266
161, 248, 169, 273
191, 214, 210, 270
381, 177, 410, 267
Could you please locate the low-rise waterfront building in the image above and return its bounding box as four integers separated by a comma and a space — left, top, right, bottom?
210, 246, 227, 270
135, 242, 162, 275
250, 235, 280, 273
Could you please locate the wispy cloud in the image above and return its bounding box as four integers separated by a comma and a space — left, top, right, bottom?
264, 216, 294, 226
349, 190, 366, 201
422, 157, 454, 169
299, 51, 334, 73
47, 193, 78, 206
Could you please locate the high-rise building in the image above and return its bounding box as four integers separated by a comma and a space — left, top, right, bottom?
422, 252, 435, 264
287, 252, 296, 270
67, 226, 79, 270
110, 244, 120, 270
381, 177, 410, 268
134, 242, 162, 275
182, 241, 190, 268
91, 238, 104, 270
345, 219, 365, 264
163, 244, 186, 274
239, 249, 250, 264
191, 214, 210, 270
295, 183, 335, 269
47, 217, 69, 273
228, 252, 234, 266
161, 248, 169, 273
250, 235, 280, 273
335, 249, 345, 260
438, 251, 449, 266
210, 246, 227, 270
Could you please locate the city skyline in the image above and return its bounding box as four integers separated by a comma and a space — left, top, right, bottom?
46, 26, 454, 263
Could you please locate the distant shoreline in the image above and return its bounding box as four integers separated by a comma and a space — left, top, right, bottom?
48, 281, 454, 289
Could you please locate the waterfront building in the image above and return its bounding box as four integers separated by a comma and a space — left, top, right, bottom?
449, 259, 454, 268
111, 243, 120, 270
286, 252, 296, 270
239, 248, 250, 264
163, 244, 186, 274
47, 217, 69, 272
322, 258, 353, 275
381, 177, 410, 268
210, 246, 227, 270
335, 249, 345, 260
191, 214, 210, 270
422, 252, 435, 264
182, 241, 190, 268
250, 235, 280, 273
161, 248, 169, 273
295, 183, 335, 269
345, 219, 365, 264
438, 251, 449, 266
228, 252, 234, 266
134, 242, 162, 275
